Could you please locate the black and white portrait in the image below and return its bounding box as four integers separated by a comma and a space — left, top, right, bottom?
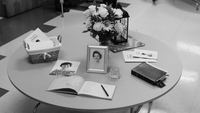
49, 60, 80, 76
87, 45, 108, 73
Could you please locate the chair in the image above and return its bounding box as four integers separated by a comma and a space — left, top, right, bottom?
59, 0, 64, 17
192, 0, 199, 10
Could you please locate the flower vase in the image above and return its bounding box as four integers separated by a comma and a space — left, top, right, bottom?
99, 35, 111, 46
100, 41, 109, 46
99, 39, 111, 59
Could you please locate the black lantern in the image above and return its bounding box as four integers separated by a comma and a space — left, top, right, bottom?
111, 3, 130, 45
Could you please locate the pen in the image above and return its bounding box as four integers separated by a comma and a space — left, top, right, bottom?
101, 85, 109, 97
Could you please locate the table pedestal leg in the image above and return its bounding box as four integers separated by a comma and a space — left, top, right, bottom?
130, 101, 153, 113
148, 101, 153, 113
130, 105, 143, 113
33, 102, 41, 113
152, 0, 157, 5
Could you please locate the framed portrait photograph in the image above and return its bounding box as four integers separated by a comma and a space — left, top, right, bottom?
86, 45, 109, 73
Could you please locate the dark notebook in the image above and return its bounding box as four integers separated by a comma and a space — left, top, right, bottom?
131, 62, 167, 88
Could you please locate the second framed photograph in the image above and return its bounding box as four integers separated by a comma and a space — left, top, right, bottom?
86, 45, 109, 73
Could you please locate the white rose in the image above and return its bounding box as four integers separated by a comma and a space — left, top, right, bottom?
88, 5, 96, 13
93, 22, 103, 31
83, 9, 91, 18
115, 22, 124, 33
92, 11, 99, 16
114, 9, 123, 18
85, 17, 92, 28
98, 7, 108, 18
100, 4, 107, 8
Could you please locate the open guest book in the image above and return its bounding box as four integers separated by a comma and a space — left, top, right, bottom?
47, 76, 116, 100
131, 62, 168, 88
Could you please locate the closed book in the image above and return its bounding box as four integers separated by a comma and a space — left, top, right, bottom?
131, 62, 167, 87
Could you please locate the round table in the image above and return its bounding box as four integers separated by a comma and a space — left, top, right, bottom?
7, 26, 182, 112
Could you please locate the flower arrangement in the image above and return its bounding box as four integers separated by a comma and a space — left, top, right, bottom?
83, 4, 128, 45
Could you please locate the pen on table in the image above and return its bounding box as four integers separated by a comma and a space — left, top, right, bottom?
101, 85, 109, 97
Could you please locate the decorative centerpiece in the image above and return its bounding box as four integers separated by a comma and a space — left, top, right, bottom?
83, 3, 130, 46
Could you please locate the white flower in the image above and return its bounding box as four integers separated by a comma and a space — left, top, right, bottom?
83, 9, 91, 18
98, 7, 108, 18
83, 4, 128, 42
113, 9, 123, 18
115, 22, 124, 33
88, 5, 96, 13
102, 24, 112, 31
93, 22, 103, 31
100, 4, 107, 8
102, 21, 113, 31
92, 11, 99, 16
87, 5, 98, 16
85, 17, 92, 28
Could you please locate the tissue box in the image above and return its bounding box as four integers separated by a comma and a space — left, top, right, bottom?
24, 35, 62, 64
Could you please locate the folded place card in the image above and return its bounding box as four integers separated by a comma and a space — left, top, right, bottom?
123, 49, 158, 63
24, 28, 50, 43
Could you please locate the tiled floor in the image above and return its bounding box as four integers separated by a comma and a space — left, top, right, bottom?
0, 0, 58, 46
1, 0, 200, 113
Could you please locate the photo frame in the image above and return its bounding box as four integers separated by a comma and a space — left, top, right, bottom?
86, 45, 109, 73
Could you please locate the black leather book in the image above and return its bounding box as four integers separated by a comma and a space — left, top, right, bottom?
131, 62, 167, 88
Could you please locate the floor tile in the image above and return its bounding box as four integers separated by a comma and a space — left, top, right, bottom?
0, 2, 59, 47
190, 92, 200, 113
44, 10, 85, 28
0, 31, 33, 56
0, 90, 30, 113
15, 100, 55, 113
151, 86, 195, 113
0, 88, 8, 97
37, 24, 56, 33
0, 55, 5, 60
